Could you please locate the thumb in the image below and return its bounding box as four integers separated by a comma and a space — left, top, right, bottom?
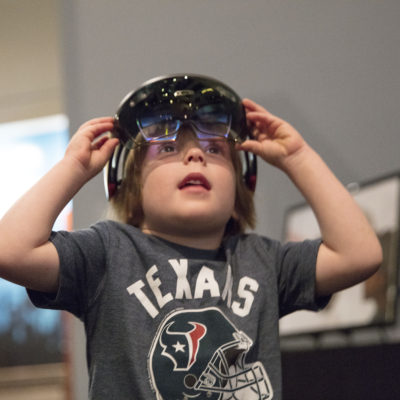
103, 137, 120, 155
237, 139, 286, 167
100, 138, 120, 163
237, 140, 263, 156
92, 138, 120, 169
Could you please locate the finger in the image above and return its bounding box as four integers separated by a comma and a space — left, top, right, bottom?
93, 135, 120, 151
250, 125, 265, 140
79, 117, 114, 130
242, 98, 259, 111
91, 135, 109, 150
246, 110, 281, 125
246, 113, 273, 134
236, 139, 264, 156
93, 138, 120, 166
80, 121, 114, 141
238, 139, 286, 166
242, 98, 270, 114
243, 98, 282, 123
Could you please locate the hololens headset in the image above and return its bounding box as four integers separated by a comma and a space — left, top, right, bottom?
104, 74, 257, 199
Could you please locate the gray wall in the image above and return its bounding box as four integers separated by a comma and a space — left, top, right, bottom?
61, 0, 400, 239
58, 1, 400, 398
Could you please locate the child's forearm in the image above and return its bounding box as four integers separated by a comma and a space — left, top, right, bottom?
0, 117, 116, 292
282, 144, 383, 295
242, 98, 382, 296
0, 158, 88, 290
1, 158, 87, 249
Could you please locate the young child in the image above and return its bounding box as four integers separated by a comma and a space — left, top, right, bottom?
0, 74, 382, 400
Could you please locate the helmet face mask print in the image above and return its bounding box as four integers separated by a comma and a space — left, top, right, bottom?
148, 308, 273, 400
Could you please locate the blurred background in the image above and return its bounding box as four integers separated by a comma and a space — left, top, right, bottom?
1, 0, 399, 399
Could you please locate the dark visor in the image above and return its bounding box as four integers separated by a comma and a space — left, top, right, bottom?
113, 74, 248, 148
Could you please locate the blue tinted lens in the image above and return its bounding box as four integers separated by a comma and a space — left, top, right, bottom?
137, 104, 232, 141
191, 104, 231, 136
137, 114, 180, 141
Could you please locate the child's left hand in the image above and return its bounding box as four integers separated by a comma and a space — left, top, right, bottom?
238, 98, 306, 169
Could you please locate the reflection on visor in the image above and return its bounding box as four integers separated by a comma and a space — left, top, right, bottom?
114, 74, 249, 149
137, 104, 232, 142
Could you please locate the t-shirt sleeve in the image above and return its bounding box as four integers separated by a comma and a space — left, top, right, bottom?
277, 239, 330, 317
27, 223, 109, 319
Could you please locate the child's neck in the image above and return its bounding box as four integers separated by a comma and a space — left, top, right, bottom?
140, 226, 224, 250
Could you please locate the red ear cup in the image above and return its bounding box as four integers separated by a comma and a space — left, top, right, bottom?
104, 144, 128, 200
244, 151, 257, 192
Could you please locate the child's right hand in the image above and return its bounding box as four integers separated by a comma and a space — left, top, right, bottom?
65, 117, 119, 180
0, 117, 119, 293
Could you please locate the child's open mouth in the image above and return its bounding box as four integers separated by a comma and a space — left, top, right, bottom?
178, 173, 211, 190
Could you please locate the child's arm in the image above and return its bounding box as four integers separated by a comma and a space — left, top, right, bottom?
0, 117, 118, 293
240, 99, 382, 297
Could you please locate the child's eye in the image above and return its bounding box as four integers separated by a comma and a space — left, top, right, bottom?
158, 143, 177, 153
203, 141, 229, 156
206, 145, 222, 154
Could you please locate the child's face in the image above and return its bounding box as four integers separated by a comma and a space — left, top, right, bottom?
139, 130, 237, 238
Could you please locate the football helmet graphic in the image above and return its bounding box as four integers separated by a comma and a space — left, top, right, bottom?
148, 307, 273, 400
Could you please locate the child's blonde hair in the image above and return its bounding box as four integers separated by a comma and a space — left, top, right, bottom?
109, 142, 255, 237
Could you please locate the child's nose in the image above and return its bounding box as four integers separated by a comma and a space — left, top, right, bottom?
183, 146, 206, 165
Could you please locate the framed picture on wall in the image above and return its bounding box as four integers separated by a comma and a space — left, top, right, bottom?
279, 172, 400, 336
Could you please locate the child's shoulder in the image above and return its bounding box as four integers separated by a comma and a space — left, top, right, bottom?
90, 219, 140, 234
64, 219, 144, 245
225, 231, 280, 252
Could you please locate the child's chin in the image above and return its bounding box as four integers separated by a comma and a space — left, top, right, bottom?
173, 213, 230, 230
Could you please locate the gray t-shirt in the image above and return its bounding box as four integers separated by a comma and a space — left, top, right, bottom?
28, 220, 325, 400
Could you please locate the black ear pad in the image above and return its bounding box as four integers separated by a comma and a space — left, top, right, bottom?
243, 150, 257, 192
104, 143, 129, 200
